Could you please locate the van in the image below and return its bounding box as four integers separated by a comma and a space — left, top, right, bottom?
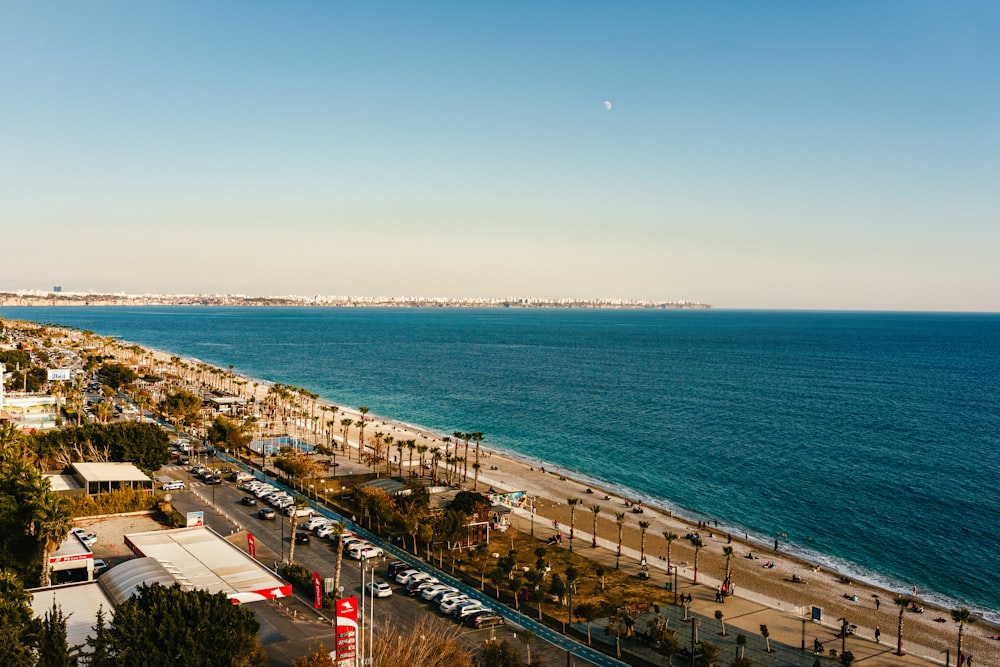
231, 471, 255, 483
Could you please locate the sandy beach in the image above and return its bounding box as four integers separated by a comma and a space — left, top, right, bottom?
129, 343, 1000, 665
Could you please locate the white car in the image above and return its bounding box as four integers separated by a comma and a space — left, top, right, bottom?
454, 602, 488, 620
365, 580, 393, 598
421, 585, 456, 601
348, 544, 383, 561
161, 480, 186, 490
304, 516, 331, 531
93, 559, 109, 576
315, 524, 339, 539
394, 569, 422, 585
439, 596, 471, 614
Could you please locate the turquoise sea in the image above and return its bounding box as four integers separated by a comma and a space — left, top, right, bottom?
3, 306, 998, 622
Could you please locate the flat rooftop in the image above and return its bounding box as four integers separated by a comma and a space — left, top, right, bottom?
72, 462, 151, 482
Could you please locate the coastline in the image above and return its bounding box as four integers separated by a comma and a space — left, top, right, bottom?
136, 346, 999, 664
11, 319, 1000, 664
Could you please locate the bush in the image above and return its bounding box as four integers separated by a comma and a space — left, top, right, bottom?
283, 562, 312, 588
64, 488, 158, 518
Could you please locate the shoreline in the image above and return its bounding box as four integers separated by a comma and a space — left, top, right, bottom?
15, 322, 1000, 663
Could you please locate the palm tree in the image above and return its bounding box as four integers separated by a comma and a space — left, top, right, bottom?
567, 498, 580, 552
441, 437, 452, 482
416, 444, 428, 476
662, 531, 678, 568
722, 545, 735, 592
638, 520, 650, 562
461, 432, 472, 483
34, 492, 73, 587
615, 512, 626, 569
357, 406, 369, 460
285, 495, 308, 564
340, 418, 353, 457
451, 431, 464, 483
893, 595, 912, 655
406, 439, 417, 476
952, 607, 974, 665
330, 522, 346, 596
590, 505, 601, 547
430, 447, 442, 482
471, 432, 484, 490
519, 629, 535, 664
692, 537, 704, 583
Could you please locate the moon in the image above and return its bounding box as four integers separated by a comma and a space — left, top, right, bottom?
604, 100, 612, 111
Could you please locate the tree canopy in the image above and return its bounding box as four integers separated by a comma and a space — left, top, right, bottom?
93, 583, 266, 667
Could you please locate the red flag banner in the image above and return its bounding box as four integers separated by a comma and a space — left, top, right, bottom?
247, 532, 256, 559
313, 571, 322, 609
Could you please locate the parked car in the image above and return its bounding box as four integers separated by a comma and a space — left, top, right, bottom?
454, 602, 488, 620
161, 480, 186, 490
92, 559, 109, 576
406, 579, 437, 596
387, 561, 410, 579
241, 496, 258, 506
258, 508, 276, 520
315, 524, 337, 539
421, 585, 456, 602
348, 544, 384, 561
365, 580, 393, 598
283, 504, 315, 517
395, 569, 422, 585
465, 612, 504, 629
72, 528, 97, 548
294, 532, 311, 545
177, 457, 190, 465
304, 517, 331, 531
439, 596, 471, 614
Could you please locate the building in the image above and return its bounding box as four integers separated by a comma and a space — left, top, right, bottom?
45, 462, 154, 497
29, 526, 291, 650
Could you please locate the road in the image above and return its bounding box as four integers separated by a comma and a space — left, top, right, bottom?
163, 456, 619, 666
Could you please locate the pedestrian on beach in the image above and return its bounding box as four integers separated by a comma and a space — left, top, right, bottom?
875, 597, 880, 610
875, 626, 881, 643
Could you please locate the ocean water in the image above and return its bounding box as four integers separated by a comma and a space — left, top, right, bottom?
4, 306, 998, 621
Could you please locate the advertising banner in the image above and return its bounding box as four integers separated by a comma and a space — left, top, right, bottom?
313, 571, 322, 609
186, 511, 204, 527
47, 368, 71, 381
334, 596, 358, 665
247, 532, 256, 559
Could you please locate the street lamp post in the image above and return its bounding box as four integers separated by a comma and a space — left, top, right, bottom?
839, 617, 849, 658
669, 565, 679, 605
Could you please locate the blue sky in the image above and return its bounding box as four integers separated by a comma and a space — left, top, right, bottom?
1, 2, 998, 310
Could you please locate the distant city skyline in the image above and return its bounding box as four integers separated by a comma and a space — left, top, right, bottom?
2, 2, 998, 312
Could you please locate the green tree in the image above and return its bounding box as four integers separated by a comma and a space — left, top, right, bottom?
37, 601, 76, 667
700, 641, 720, 666
96, 363, 137, 390
34, 491, 74, 587
105, 583, 266, 666
574, 602, 600, 645
0, 568, 40, 667
160, 389, 202, 426
86, 606, 115, 667
715, 609, 726, 636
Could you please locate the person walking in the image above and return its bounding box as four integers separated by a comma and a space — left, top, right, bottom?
875, 626, 881, 643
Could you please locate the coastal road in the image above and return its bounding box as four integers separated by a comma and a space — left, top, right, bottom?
165, 456, 619, 666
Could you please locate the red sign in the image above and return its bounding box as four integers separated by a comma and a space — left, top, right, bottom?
313, 571, 322, 609
50, 553, 93, 565
334, 596, 358, 663
247, 532, 256, 559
